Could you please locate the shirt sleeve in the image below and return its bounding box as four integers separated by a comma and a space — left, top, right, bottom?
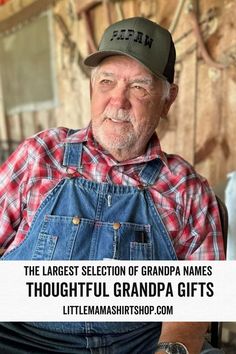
179, 179, 225, 260
0, 140, 29, 255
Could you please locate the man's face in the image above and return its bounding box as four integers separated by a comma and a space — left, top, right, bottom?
90, 55, 176, 161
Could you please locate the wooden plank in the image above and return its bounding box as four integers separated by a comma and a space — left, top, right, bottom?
168, 51, 197, 163
217, 0, 236, 182
0, 0, 33, 21
76, 0, 101, 15
0, 67, 9, 146
194, 0, 236, 185
53, 0, 91, 129
0, 0, 61, 32
8, 113, 23, 142
158, 4, 197, 164
21, 111, 36, 138
194, 61, 225, 186
223, 72, 236, 175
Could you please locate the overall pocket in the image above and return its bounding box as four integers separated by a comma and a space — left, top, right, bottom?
32, 215, 152, 261
110, 222, 153, 260
31, 215, 95, 260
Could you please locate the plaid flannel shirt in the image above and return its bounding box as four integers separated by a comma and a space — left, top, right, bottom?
0, 125, 225, 260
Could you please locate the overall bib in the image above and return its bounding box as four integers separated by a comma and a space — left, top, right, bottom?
1, 140, 178, 353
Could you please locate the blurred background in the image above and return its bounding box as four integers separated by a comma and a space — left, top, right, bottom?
0, 0, 236, 352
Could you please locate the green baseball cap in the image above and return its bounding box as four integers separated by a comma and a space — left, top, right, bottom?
84, 17, 176, 83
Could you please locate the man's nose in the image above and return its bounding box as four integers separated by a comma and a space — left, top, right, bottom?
109, 86, 131, 109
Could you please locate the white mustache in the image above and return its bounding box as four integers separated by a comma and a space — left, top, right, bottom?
102, 107, 134, 122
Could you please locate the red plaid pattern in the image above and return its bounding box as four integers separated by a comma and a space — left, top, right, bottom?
0, 125, 225, 260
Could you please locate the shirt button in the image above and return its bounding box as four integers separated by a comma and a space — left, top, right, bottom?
67, 168, 76, 178
137, 184, 145, 190
113, 222, 121, 230
72, 216, 81, 225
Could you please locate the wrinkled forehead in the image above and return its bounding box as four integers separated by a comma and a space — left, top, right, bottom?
93, 55, 158, 82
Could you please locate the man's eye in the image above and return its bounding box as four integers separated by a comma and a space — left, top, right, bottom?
132, 85, 146, 92
131, 85, 148, 97
100, 79, 112, 85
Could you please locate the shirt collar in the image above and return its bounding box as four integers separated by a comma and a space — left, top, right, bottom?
64, 124, 168, 167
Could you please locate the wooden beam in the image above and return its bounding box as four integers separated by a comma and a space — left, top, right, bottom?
76, 0, 101, 15
0, 0, 61, 33
0, 0, 33, 21
0, 69, 9, 148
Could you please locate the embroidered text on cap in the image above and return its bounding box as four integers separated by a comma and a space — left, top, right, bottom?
110, 29, 154, 48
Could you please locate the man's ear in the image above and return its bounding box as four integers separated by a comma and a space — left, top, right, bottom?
161, 84, 178, 118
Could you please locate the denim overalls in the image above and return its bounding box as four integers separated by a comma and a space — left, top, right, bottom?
1, 139, 178, 353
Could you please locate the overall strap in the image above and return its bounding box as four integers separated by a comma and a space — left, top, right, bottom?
139, 158, 163, 185
62, 129, 83, 171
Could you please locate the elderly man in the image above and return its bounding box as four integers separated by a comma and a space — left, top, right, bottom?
0, 17, 225, 354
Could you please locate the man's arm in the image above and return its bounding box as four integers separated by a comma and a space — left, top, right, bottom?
156, 322, 209, 354
0, 140, 28, 254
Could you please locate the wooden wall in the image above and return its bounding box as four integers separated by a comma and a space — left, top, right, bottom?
0, 0, 236, 187
162, 0, 236, 187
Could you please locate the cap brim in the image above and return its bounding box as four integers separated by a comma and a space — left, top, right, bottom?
84, 50, 166, 81
84, 50, 124, 66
